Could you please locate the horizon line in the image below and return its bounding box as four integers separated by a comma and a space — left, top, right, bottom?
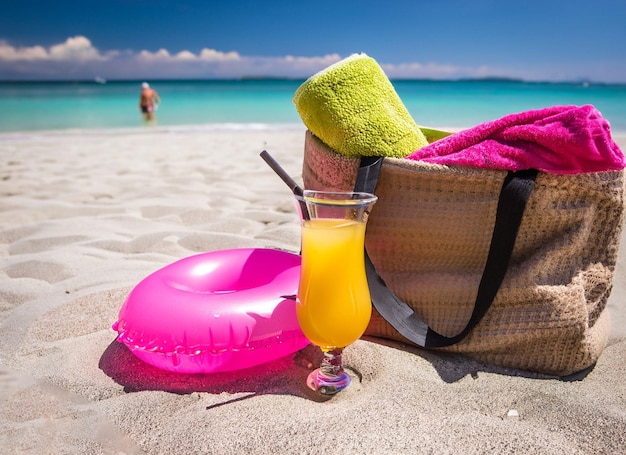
0, 76, 623, 86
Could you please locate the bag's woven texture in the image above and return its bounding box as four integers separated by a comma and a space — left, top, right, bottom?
303, 130, 625, 375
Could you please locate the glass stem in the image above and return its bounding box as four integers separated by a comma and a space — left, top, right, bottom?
320, 348, 344, 377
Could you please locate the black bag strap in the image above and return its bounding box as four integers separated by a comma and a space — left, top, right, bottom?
355, 157, 538, 348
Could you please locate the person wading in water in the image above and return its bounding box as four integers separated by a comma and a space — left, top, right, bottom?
139, 82, 161, 122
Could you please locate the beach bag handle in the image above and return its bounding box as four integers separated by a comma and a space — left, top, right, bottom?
355, 157, 538, 347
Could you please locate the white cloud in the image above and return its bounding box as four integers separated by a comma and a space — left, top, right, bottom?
381, 62, 495, 80
1, 35, 623, 82
0, 36, 107, 62
283, 54, 342, 66
0, 36, 484, 80
198, 48, 240, 62
112, 47, 341, 79
48, 36, 105, 61
175, 50, 197, 61
137, 48, 171, 60
136, 47, 241, 62
0, 41, 48, 60
216, 54, 342, 78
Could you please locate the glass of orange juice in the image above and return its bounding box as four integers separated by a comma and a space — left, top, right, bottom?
295, 190, 377, 395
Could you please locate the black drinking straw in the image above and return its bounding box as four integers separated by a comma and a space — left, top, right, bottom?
260, 150, 310, 220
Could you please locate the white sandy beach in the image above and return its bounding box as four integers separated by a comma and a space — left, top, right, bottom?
1, 127, 625, 454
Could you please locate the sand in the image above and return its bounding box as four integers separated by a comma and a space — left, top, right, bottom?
1, 127, 625, 454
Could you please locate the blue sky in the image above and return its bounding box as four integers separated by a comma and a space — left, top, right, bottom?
1, 0, 625, 82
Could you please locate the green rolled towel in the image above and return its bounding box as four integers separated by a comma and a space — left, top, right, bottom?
293, 53, 429, 158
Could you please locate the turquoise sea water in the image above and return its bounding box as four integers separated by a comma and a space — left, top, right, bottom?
1, 79, 625, 135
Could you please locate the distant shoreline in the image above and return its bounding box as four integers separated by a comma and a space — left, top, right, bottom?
1, 77, 625, 86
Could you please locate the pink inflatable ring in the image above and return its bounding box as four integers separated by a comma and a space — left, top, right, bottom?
113, 248, 309, 373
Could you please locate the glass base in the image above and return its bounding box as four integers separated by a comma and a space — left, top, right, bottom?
306, 368, 350, 395
306, 347, 350, 395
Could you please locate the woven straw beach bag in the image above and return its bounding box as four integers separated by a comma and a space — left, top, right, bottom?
303, 130, 625, 376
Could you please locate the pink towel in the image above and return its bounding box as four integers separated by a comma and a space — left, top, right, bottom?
407, 105, 625, 174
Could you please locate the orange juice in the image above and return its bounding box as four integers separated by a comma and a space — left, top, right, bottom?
296, 218, 372, 349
